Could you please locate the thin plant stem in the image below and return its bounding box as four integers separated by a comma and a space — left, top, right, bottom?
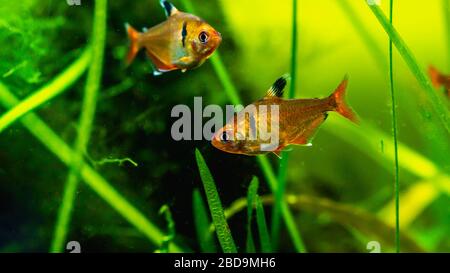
388, 0, 400, 253
50, 0, 107, 253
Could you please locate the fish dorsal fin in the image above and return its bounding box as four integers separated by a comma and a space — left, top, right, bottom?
160, 0, 179, 17
265, 74, 290, 99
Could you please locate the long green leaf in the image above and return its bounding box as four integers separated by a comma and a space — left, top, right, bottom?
193, 189, 218, 253
246, 176, 259, 253
195, 149, 237, 253
367, 1, 450, 134
255, 195, 272, 253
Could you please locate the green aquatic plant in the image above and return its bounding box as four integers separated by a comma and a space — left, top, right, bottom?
195, 149, 237, 253
51, 0, 107, 253
91, 156, 139, 167
155, 205, 176, 253
367, 1, 450, 134
0, 48, 91, 134
192, 189, 218, 253
246, 176, 259, 253
0, 83, 184, 252
245, 177, 272, 253
387, 0, 400, 253
255, 195, 272, 253
180, 0, 306, 253
0, 1, 65, 88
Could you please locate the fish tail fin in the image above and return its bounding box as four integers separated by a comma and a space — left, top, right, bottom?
330, 75, 358, 123
429, 65, 444, 89
125, 23, 141, 66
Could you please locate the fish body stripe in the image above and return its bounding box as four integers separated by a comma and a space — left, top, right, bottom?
181, 22, 188, 47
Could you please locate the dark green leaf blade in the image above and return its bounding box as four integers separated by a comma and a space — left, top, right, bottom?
195, 149, 237, 253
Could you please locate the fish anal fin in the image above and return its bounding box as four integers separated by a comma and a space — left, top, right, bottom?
273, 149, 282, 159
145, 51, 177, 74
290, 136, 308, 145
291, 114, 327, 146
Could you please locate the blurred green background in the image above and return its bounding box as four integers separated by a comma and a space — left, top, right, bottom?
0, 0, 449, 252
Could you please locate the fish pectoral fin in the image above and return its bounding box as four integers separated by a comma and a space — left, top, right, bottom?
174, 56, 194, 66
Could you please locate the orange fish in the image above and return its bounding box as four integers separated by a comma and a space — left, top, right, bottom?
428, 66, 450, 97
211, 75, 358, 158
125, 0, 222, 75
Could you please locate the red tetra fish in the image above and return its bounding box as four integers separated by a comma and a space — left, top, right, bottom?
428, 66, 450, 97
211, 75, 358, 158
125, 0, 222, 75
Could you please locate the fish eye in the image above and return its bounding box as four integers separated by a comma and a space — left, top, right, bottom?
198, 31, 209, 44
220, 131, 230, 143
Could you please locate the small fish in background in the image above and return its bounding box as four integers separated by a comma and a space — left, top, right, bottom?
125, 0, 222, 76
428, 66, 450, 97
211, 75, 358, 158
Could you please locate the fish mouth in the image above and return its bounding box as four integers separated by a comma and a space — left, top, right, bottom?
214, 31, 222, 44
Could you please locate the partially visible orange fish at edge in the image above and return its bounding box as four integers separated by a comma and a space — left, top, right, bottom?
211, 75, 358, 158
125, 0, 222, 76
428, 66, 450, 97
